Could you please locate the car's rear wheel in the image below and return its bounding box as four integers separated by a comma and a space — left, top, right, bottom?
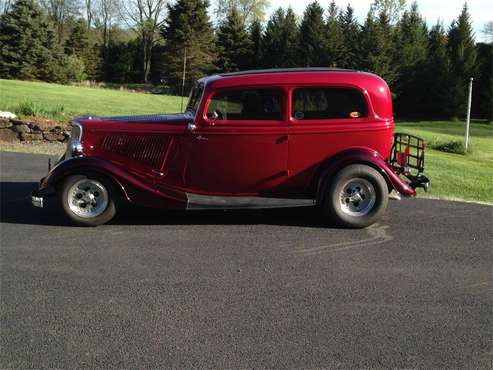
322, 164, 388, 228
60, 174, 116, 226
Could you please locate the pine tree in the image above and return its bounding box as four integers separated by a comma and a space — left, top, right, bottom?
339, 5, 360, 69
325, 1, 344, 67
0, 0, 68, 82
474, 43, 492, 121
394, 1, 429, 115
160, 0, 216, 93
281, 7, 299, 67
65, 18, 102, 80
298, 1, 326, 67
261, 7, 298, 68
359, 8, 398, 86
249, 19, 262, 69
65, 18, 90, 55
216, 7, 253, 72
447, 4, 478, 118
422, 22, 452, 117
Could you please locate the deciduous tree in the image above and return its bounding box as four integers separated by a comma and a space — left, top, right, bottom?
121, 0, 167, 83
214, 0, 268, 27
39, 0, 81, 41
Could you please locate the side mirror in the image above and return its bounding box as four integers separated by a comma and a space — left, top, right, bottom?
210, 111, 219, 121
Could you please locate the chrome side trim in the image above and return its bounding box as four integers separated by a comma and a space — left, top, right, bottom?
186, 193, 315, 210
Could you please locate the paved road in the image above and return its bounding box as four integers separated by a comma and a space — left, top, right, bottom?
1, 151, 492, 369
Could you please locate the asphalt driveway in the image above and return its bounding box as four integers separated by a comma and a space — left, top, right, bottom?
1, 151, 492, 369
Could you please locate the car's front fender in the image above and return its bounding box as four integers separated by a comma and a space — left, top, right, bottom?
38, 156, 187, 209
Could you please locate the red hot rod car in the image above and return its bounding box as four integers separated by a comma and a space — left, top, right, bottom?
32, 68, 429, 228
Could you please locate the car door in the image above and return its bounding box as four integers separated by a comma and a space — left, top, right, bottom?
184, 86, 289, 195
286, 85, 374, 193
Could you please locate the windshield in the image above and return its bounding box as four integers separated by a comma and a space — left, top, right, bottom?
185, 82, 204, 116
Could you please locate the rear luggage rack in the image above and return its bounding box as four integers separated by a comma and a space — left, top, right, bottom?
390, 133, 430, 192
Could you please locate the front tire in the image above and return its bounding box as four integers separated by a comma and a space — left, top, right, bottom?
60, 174, 117, 226
322, 164, 389, 228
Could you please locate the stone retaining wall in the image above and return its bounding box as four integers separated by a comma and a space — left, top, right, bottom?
0, 118, 71, 143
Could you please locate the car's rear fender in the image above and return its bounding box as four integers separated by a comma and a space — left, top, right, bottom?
315, 148, 416, 205
38, 156, 187, 209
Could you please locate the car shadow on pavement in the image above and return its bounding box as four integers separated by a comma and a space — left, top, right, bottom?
0, 181, 328, 228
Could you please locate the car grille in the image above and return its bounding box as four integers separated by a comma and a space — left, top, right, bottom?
101, 134, 170, 168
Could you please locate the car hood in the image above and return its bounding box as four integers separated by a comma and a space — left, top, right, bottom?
76, 113, 193, 126
99, 113, 192, 124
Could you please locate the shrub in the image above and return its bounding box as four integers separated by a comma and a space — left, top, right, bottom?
66, 54, 87, 82
431, 140, 472, 154
15, 101, 42, 117
14, 100, 66, 120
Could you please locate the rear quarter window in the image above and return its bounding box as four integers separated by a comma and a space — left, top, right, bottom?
292, 87, 368, 120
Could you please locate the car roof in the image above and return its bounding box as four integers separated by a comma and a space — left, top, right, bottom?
199, 68, 382, 89
218, 68, 358, 77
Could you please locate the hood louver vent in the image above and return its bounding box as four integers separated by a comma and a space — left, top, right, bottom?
101, 135, 170, 168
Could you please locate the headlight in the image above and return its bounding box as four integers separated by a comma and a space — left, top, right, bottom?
66, 121, 84, 158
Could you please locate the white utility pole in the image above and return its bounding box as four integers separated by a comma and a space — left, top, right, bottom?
464, 77, 473, 152
181, 48, 187, 113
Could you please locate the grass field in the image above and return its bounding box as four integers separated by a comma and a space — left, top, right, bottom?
0, 79, 183, 120
1, 79, 492, 204
394, 121, 492, 203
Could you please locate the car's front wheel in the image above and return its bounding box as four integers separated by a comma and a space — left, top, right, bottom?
322, 164, 389, 228
60, 174, 117, 226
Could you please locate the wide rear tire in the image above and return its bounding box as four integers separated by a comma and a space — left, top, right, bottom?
322, 164, 389, 228
59, 174, 117, 226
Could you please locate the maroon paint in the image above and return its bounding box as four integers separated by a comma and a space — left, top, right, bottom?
39, 70, 416, 209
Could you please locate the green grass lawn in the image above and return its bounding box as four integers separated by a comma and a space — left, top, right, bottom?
395, 120, 493, 204
0, 79, 183, 120
1, 79, 491, 204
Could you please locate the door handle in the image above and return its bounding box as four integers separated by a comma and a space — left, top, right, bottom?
194, 135, 208, 141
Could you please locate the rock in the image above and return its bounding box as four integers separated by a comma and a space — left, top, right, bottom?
21, 132, 43, 141
0, 119, 13, 128
29, 120, 56, 131
31, 125, 43, 133
0, 129, 19, 142
10, 119, 25, 126
0, 111, 17, 119
43, 132, 65, 142
12, 124, 30, 134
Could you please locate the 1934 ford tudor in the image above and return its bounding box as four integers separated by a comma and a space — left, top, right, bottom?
32, 68, 429, 228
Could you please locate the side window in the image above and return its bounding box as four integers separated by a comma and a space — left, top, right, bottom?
291, 87, 368, 120
207, 88, 282, 121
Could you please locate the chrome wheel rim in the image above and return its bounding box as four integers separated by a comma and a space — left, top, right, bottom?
67, 179, 109, 218
339, 178, 376, 217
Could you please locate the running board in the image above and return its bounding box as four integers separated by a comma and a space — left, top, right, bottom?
186, 193, 315, 210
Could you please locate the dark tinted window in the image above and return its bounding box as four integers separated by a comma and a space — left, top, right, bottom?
207, 89, 282, 121
292, 88, 368, 120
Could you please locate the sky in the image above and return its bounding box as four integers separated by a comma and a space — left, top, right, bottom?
266, 0, 492, 42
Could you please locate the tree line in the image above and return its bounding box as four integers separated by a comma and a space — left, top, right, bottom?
0, 0, 491, 119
